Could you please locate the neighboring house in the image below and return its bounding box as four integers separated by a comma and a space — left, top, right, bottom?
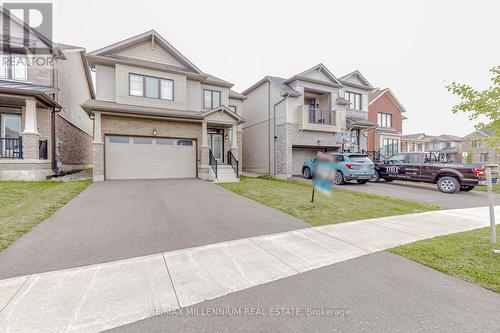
460, 129, 500, 163
367, 88, 406, 157
0, 7, 94, 180
241, 64, 375, 177
82, 30, 245, 182
401, 133, 463, 162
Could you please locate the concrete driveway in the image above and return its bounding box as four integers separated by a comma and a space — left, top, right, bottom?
291, 177, 500, 209
0, 179, 307, 279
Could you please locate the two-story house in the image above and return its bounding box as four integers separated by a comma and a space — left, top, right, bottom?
367, 88, 406, 158
241, 64, 375, 177
401, 133, 462, 162
0, 7, 94, 180
82, 30, 245, 182
460, 130, 500, 163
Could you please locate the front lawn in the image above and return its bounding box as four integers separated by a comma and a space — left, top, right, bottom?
474, 182, 500, 194
219, 177, 438, 226
0, 180, 92, 250
390, 226, 500, 292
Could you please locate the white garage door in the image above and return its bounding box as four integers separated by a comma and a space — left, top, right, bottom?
105, 136, 196, 180
292, 148, 321, 176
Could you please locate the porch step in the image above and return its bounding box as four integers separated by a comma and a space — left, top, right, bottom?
209, 164, 239, 183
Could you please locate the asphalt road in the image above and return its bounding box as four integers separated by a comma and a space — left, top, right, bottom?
291, 177, 500, 209
110, 252, 500, 333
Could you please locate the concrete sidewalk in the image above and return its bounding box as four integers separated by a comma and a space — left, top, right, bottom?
0, 206, 498, 332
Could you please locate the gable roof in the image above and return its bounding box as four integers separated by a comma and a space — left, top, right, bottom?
89, 30, 203, 75
201, 105, 245, 124
462, 129, 493, 140
369, 88, 407, 113
229, 89, 246, 100
339, 70, 373, 89
242, 76, 301, 97
285, 63, 342, 87
402, 133, 463, 142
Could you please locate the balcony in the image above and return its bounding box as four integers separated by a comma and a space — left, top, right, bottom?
298, 105, 339, 131
0, 137, 23, 159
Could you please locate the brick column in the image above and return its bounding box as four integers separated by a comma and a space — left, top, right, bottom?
199, 121, 210, 179
92, 112, 104, 181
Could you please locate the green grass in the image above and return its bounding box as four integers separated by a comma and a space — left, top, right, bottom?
219, 176, 438, 226
390, 226, 500, 292
474, 182, 500, 194
0, 180, 92, 251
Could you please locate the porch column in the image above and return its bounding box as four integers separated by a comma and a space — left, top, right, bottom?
92, 112, 104, 181
230, 124, 238, 149
200, 120, 210, 180
21, 98, 39, 160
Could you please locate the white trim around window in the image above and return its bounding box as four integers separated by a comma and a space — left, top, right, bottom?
128, 73, 174, 100
0, 53, 28, 82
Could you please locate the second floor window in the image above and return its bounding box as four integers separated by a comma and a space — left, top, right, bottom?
471, 139, 482, 148
344, 91, 362, 110
377, 113, 392, 127
204, 89, 221, 109
0, 53, 28, 81
129, 73, 174, 100
480, 153, 489, 162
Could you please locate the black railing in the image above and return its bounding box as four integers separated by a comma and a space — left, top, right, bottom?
39, 139, 48, 159
227, 150, 239, 178
308, 107, 335, 126
209, 149, 217, 179
0, 137, 23, 159
362, 149, 387, 162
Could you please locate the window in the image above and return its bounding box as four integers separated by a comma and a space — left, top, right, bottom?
480, 153, 489, 162
156, 138, 174, 145
409, 143, 415, 152
160, 79, 173, 100
0, 53, 28, 81
204, 89, 221, 109
401, 142, 408, 152
377, 113, 392, 127
425, 142, 430, 150
406, 154, 420, 164
109, 136, 129, 144
386, 154, 405, 164
129, 74, 144, 96
129, 73, 174, 100
351, 129, 360, 146
133, 137, 152, 144
417, 143, 423, 151
345, 91, 362, 110
177, 140, 193, 146
472, 139, 482, 148
229, 105, 237, 113
383, 138, 399, 156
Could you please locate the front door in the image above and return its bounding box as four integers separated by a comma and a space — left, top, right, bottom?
208, 133, 223, 163
1, 114, 21, 157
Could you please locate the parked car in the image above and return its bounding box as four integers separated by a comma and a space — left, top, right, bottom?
372, 152, 497, 194
302, 153, 375, 185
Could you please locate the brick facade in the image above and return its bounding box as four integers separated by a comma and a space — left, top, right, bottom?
367, 91, 404, 152
55, 114, 93, 170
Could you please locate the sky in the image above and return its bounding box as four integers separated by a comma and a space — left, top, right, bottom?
9, 0, 500, 137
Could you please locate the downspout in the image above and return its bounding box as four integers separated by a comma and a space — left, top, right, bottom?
51, 106, 56, 171
273, 94, 290, 175
267, 81, 271, 174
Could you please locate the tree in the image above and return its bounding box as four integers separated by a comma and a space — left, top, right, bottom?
466, 152, 473, 163
446, 66, 500, 149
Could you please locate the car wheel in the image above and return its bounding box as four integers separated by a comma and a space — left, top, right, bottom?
302, 167, 312, 179
334, 171, 345, 185
356, 179, 369, 184
460, 185, 475, 192
370, 171, 380, 183
437, 176, 460, 194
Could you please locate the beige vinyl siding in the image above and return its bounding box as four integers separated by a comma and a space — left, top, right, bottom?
116, 41, 186, 69
186, 80, 201, 111
302, 69, 335, 84
96, 65, 116, 102
114, 64, 187, 110
57, 51, 93, 135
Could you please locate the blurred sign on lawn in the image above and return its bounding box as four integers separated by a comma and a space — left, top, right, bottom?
312, 152, 336, 199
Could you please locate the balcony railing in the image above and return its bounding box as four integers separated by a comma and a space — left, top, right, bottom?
0, 137, 23, 159
308, 107, 335, 126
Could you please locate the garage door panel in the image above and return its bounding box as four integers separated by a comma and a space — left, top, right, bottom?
105, 136, 196, 180
292, 149, 321, 176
